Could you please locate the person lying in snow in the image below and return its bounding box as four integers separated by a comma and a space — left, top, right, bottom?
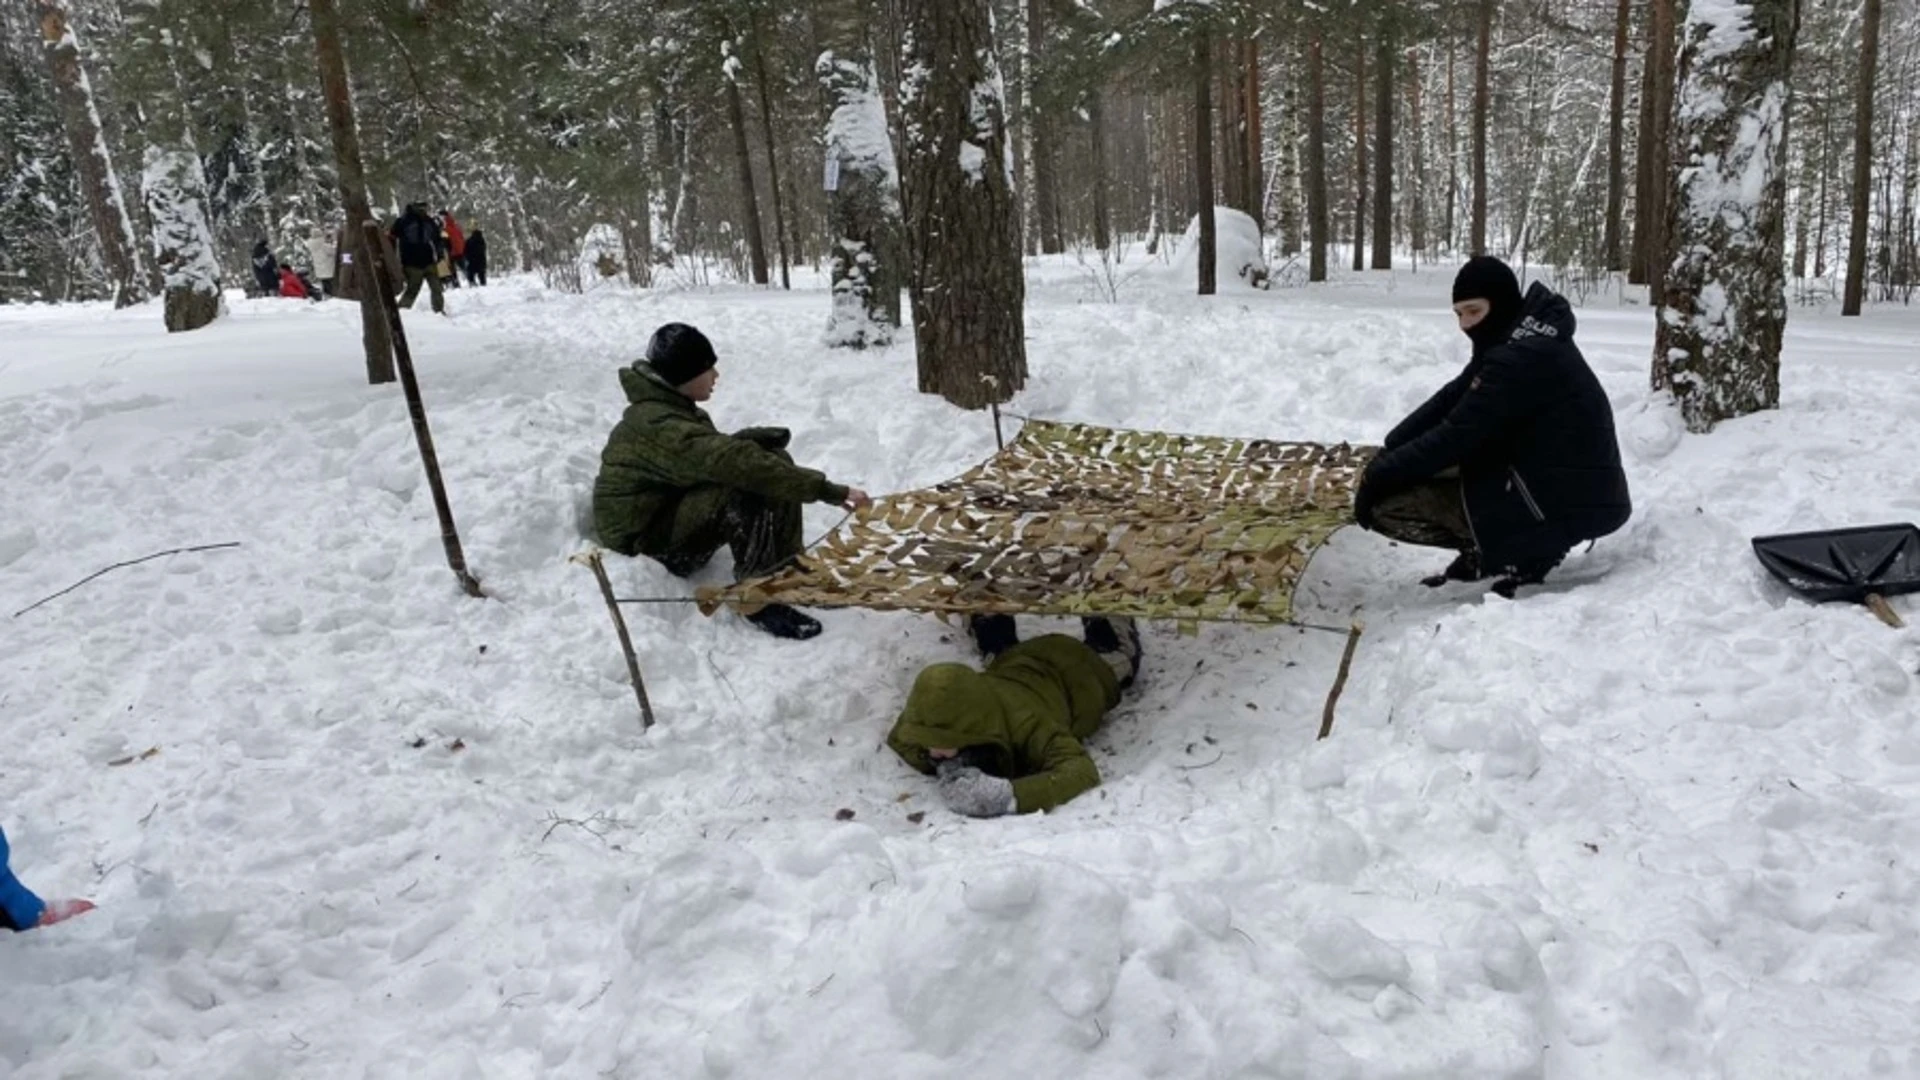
592, 322, 871, 641
1, 824, 94, 932
886, 613, 1142, 817
1353, 255, 1631, 597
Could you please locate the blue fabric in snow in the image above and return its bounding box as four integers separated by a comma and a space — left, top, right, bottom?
0, 825, 47, 932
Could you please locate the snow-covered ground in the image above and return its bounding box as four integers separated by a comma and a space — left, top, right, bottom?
3, 255, 1919, 1079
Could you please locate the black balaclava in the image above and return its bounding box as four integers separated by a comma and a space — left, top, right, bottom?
644, 322, 718, 387
1451, 255, 1524, 354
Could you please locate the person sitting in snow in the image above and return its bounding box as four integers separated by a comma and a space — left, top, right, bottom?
276, 262, 315, 301
1, 824, 94, 932
592, 322, 871, 641
1352, 255, 1631, 597
886, 613, 1143, 817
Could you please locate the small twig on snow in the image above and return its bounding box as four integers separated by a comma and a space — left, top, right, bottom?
13, 542, 241, 618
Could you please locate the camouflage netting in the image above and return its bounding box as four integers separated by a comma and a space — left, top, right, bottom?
696, 420, 1377, 625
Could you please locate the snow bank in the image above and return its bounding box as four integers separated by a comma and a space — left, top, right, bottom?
1150, 206, 1271, 290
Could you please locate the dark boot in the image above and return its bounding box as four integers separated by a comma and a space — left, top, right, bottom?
1490, 556, 1561, 599
745, 603, 822, 640
1421, 550, 1486, 588
968, 614, 1019, 658
1082, 615, 1142, 689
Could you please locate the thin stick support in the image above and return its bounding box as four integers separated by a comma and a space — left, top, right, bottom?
579, 550, 656, 729
1317, 620, 1364, 740
362, 221, 483, 599
13, 542, 241, 618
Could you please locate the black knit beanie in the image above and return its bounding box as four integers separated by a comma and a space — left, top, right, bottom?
645, 322, 717, 387
1452, 256, 1524, 351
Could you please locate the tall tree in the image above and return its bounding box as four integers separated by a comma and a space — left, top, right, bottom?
1029, 0, 1063, 255
1631, 0, 1678, 287
899, 0, 1027, 407
36, 1, 145, 308
1406, 41, 1427, 256
1471, 0, 1492, 255
1371, 14, 1394, 270
1352, 33, 1367, 270
1655, 0, 1801, 431
125, 0, 220, 332
748, 10, 791, 289
1306, 29, 1329, 282
819, 0, 904, 347
1603, 0, 1630, 272
1195, 31, 1216, 294
721, 36, 770, 286
1842, 0, 1882, 316
309, 0, 392, 384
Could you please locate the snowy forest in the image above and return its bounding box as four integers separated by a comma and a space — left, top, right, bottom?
7, 1, 1916, 320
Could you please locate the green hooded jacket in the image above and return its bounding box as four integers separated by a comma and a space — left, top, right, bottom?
887, 634, 1122, 814
592, 363, 850, 556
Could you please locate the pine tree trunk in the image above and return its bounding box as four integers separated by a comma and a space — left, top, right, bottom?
1353, 34, 1367, 271
1371, 21, 1393, 270
127, 1, 220, 334
748, 13, 792, 290
1604, 0, 1630, 273
723, 57, 770, 286
310, 0, 393, 382
1029, 0, 1062, 254
900, 0, 1026, 406
1633, 0, 1678, 289
1471, 0, 1492, 255
37, 2, 146, 308
1090, 89, 1112, 252
1195, 32, 1217, 295
1307, 30, 1329, 282
820, 0, 905, 347
1842, 0, 1882, 316
1654, 0, 1800, 431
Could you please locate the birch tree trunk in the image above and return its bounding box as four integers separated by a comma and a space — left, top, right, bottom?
1307, 30, 1329, 282
37, 1, 146, 308
1842, 0, 1882, 316
819, 0, 905, 347
900, 0, 1027, 407
1655, 0, 1801, 431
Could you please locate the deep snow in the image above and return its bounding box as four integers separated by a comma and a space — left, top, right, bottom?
3, 255, 1920, 1079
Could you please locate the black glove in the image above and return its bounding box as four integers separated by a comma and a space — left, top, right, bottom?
733, 426, 791, 451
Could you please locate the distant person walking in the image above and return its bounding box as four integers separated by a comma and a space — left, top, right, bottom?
306, 226, 338, 297
388, 202, 445, 314
463, 228, 489, 286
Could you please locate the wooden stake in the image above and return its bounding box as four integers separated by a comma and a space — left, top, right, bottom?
578, 550, 656, 729
1865, 592, 1905, 629
1317, 620, 1364, 740
362, 221, 483, 600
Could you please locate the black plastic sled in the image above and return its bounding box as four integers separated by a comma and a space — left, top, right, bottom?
1751, 522, 1920, 628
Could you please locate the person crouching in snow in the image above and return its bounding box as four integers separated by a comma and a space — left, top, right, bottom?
1352, 255, 1630, 597
1, 824, 94, 932
887, 614, 1143, 817
592, 322, 871, 641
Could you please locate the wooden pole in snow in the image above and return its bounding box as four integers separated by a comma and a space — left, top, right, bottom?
362, 222, 483, 599
577, 549, 656, 729
1317, 620, 1364, 739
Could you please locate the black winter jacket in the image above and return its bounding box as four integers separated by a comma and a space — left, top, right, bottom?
389, 209, 440, 269
464, 230, 488, 272
1367, 283, 1631, 570
250, 241, 279, 294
